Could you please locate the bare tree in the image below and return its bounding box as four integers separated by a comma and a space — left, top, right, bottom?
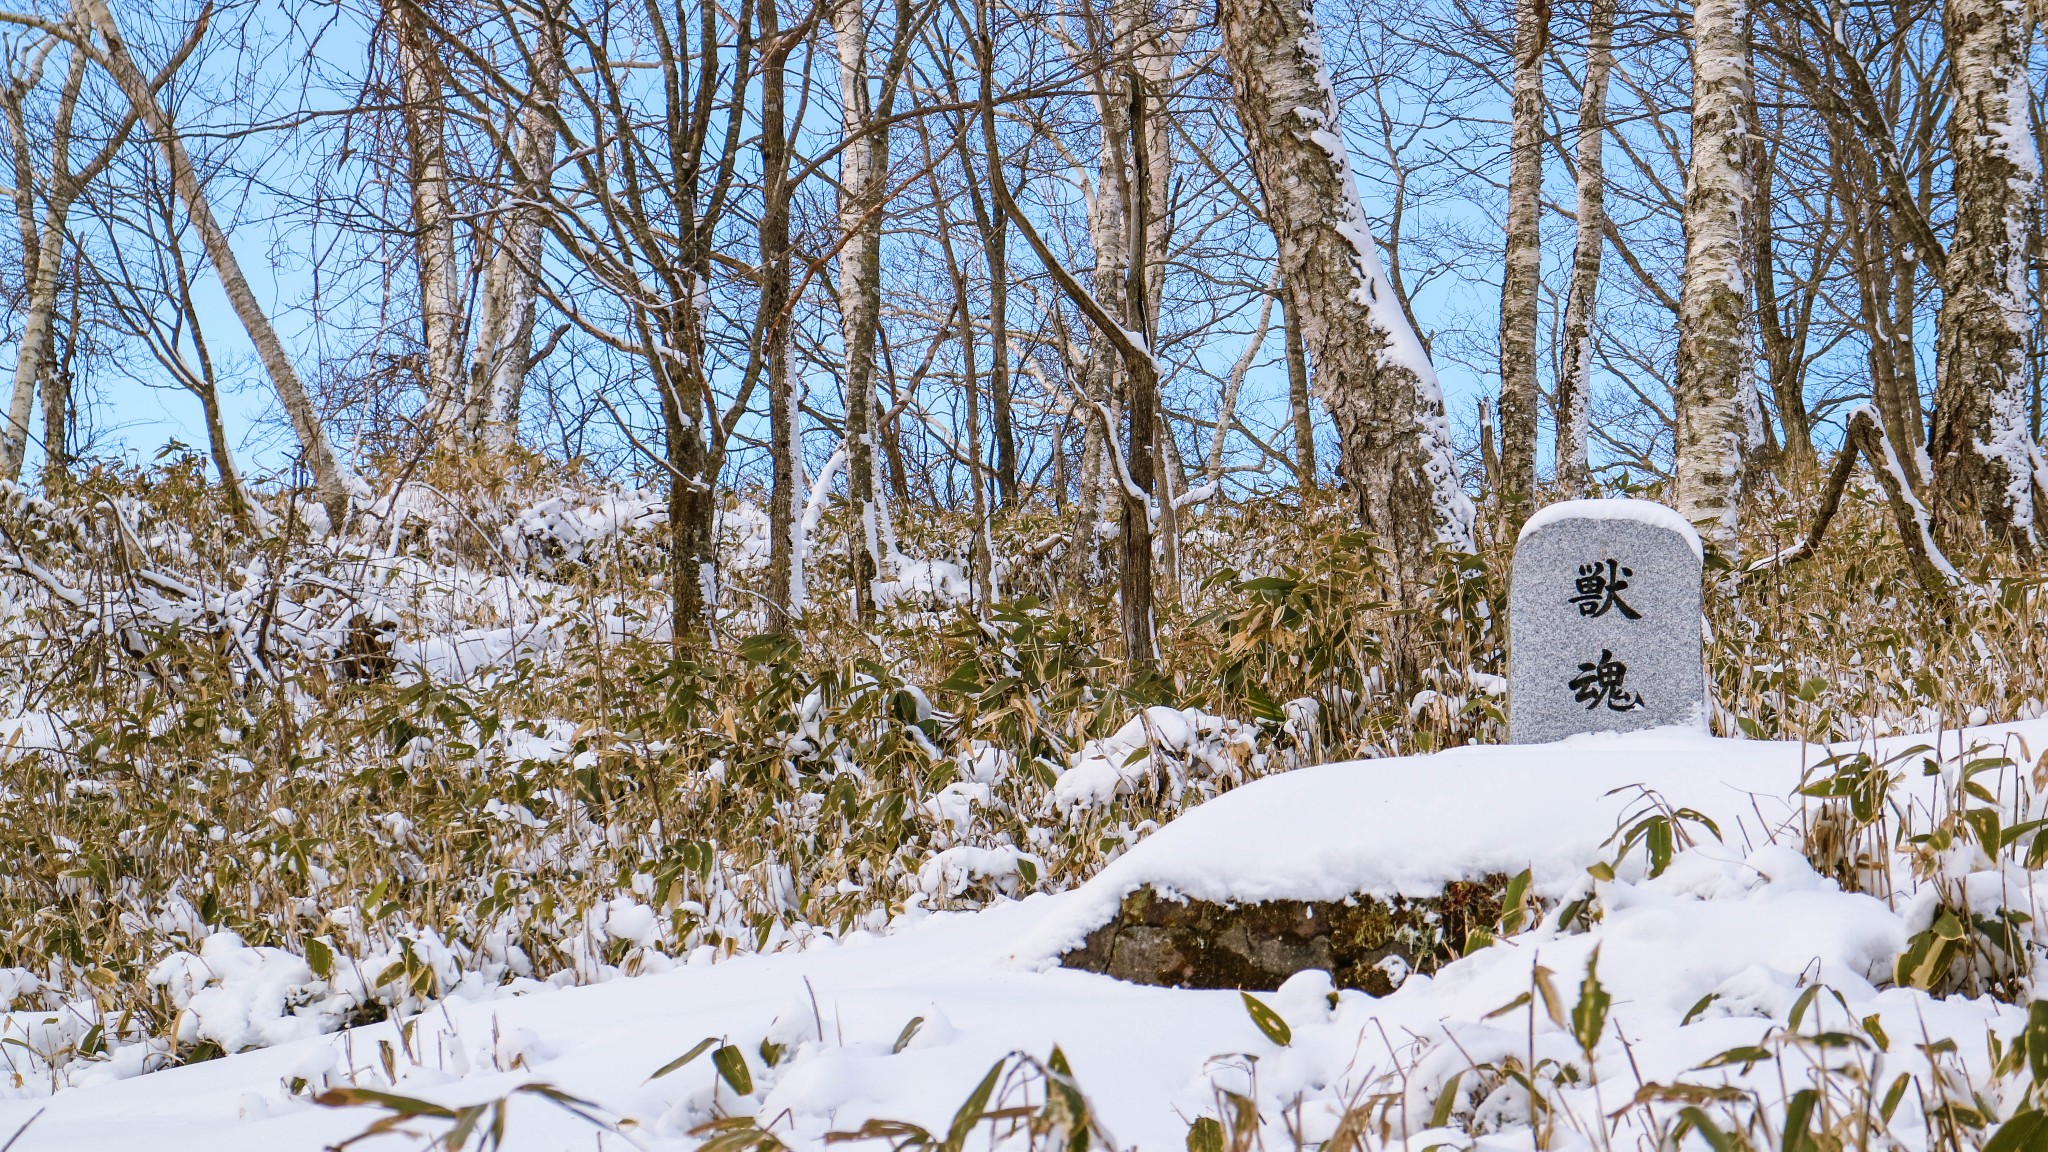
1216, 0, 1476, 611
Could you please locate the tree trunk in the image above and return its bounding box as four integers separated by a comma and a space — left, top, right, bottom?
1750, 143, 1814, 477
1927, 0, 2040, 551
1121, 72, 1157, 675
1495, 0, 1547, 531
80, 0, 354, 525
1215, 0, 1476, 605
470, 2, 562, 445
390, 0, 465, 433
39, 272, 74, 485
1282, 279, 1315, 489
1554, 0, 1611, 499
761, 0, 800, 624
833, 0, 887, 622
1, 212, 65, 481
1673, 0, 1755, 552
984, 167, 1017, 507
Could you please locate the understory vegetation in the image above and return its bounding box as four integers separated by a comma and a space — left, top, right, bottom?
0, 453, 2043, 1122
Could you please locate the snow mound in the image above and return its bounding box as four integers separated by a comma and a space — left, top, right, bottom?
1011, 721, 2038, 965
9, 719, 2048, 1152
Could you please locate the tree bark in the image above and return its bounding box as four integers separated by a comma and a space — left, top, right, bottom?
1215, 0, 1476, 603
1495, 0, 1547, 531
1282, 278, 1315, 489
833, 0, 887, 622
469, 1, 562, 445
390, 0, 464, 433
1121, 70, 1157, 674
1750, 142, 1814, 477
1554, 0, 1611, 499
1673, 0, 1755, 551
760, 0, 800, 622
1927, 0, 2040, 551
79, 0, 354, 525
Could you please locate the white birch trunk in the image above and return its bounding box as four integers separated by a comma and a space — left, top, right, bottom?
1673, 0, 1755, 551
1928, 0, 2040, 549
390, 0, 464, 432
470, 12, 562, 445
832, 0, 889, 618
1215, 0, 1476, 598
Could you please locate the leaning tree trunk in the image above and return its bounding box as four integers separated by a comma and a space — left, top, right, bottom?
1672, 0, 1755, 552
1927, 0, 2040, 552
390, 0, 465, 433
1495, 0, 1547, 532
80, 0, 354, 525
1554, 0, 1612, 499
1216, 0, 1476, 602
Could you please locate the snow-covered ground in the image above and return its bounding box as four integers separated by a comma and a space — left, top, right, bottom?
5, 720, 2045, 1150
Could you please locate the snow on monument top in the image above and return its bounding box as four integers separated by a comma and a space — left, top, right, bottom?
1519, 497, 1703, 560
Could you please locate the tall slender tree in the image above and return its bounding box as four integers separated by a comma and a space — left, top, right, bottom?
1554, 0, 1612, 499
1673, 0, 1756, 550
1495, 0, 1547, 529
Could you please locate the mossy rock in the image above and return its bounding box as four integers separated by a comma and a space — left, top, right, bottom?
1059, 876, 1509, 995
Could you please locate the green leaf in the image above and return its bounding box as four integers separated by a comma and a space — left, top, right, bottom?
1682, 993, 1719, 1025
894, 1017, 926, 1055
1694, 1045, 1773, 1072
1984, 1109, 2048, 1152
1241, 992, 1292, 1047
1186, 1117, 1226, 1152
1787, 984, 1821, 1032
313, 1086, 459, 1120
304, 937, 334, 982
1499, 869, 1533, 934
1782, 1089, 1819, 1152
1429, 1070, 1464, 1129
1677, 1107, 1740, 1152
2030, 1001, 2048, 1085
1571, 949, 1610, 1052
1861, 1014, 1890, 1052
943, 1059, 1005, 1152
1880, 1073, 1911, 1121
713, 1043, 754, 1096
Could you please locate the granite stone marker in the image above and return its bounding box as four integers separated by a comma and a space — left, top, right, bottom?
1508, 499, 1705, 743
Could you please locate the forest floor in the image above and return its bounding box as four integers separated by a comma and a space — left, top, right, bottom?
3, 718, 2045, 1152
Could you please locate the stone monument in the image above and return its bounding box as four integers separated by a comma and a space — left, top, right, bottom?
1508, 499, 1705, 743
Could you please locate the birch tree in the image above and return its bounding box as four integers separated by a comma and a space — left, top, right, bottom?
1215, 0, 1476, 603
387, 0, 464, 432
1495, 0, 1546, 529
1672, 0, 1755, 550
1927, 0, 2040, 550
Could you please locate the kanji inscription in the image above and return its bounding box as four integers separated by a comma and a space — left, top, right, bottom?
1508, 500, 1704, 742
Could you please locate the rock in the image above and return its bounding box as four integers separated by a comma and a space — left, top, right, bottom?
1058, 877, 1509, 995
